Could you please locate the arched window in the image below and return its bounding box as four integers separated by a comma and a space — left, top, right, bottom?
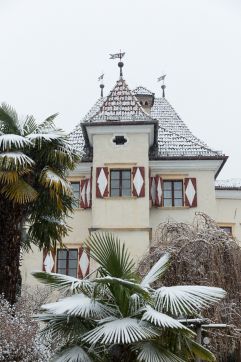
145, 101, 148, 106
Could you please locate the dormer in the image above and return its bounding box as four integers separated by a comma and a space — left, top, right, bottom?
133, 86, 155, 114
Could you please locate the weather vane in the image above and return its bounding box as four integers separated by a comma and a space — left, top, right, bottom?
157, 74, 167, 98
98, 73, 105, 97
110, 51, 125, 78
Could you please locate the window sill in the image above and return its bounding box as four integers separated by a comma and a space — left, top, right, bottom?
155, 206, 189, 210
104, 196, 137, 200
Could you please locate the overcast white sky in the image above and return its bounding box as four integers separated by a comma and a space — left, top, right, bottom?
0, 0, 241, 179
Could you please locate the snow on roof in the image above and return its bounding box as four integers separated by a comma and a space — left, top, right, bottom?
69, 83, 224, 159
89, 79, 152, 122
133, 86, 154, 96
215, 179, 241, 189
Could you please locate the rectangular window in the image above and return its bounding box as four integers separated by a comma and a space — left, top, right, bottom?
57, 249, 78, 277
163, 180, 183, 207
110, 169, 131, 197
70, 182, 80, 208
220, 226, 232, 235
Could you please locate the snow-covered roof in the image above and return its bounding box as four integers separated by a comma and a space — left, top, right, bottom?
88, 79, 152, 122
215, 179, 241, 190
68, 81, 225, 160
133, 86, 154, 96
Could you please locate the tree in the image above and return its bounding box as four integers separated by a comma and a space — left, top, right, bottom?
0, 103, 79, 304
138, 213, 241, 360
33, 233, 226, 361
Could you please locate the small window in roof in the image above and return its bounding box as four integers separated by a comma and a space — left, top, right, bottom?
145, 101, 148, 106
113, 135, 127, 145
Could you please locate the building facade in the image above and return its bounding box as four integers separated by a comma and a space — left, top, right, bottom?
21, 68, 241, 285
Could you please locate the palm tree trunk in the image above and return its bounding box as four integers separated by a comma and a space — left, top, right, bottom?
0, 195, 23, 304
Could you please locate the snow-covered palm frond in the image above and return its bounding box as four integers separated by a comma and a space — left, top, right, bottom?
141, 253, 170, 288
42, 293, 115, 319
32, 271, 93, 293
26, 131, 64, 143
83, 318, 158, 345
154, 285, 226, 316
94, 276, 149, 298
21, 115, 37, 135
0, 152, 35, 168
33, 113, 59, 133
136, 342, 186, 362
1, 178, 38, 204
141, 306, 193, 334
0, 134, 32, 150
52, 346, 93, 362
39, 167, 72, 195
129, 293, 144, 315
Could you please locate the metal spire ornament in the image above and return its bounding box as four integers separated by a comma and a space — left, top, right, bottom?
110, 51, 125, 78
157, 74, 167, 98
98, 73, 105, 98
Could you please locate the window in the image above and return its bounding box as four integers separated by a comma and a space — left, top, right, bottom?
220, 226, 232, 235
112, 135, 127, 145
57, 249, 78, 277
110, 169, 131, 197
163, 180, 183, 207
70, 182, 80, 208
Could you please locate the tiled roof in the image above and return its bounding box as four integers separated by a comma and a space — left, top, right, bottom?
89, 79, 152, 122
215, 179, 241, 190
133, 86, 154, 96
69, 82, 225, 159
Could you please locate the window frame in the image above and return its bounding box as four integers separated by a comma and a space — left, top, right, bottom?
70, 181, 80, 208
163, 179, 184, 207
110, 169, 132, 197
56, 248, 78, 277
219, 225, 233, 236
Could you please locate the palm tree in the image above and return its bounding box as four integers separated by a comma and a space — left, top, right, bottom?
33, 233, 226, 362
0, 103, 79, 304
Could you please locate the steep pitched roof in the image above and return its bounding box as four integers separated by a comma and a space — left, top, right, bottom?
133, 86, 154, 96
89, 79, 152, 122
69, 83, 225, 160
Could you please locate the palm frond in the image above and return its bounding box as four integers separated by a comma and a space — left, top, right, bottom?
94, 276, 149, 299
136, 342, 186, 362
21, 114, 37, 135
141, 306, 193, 334
0, 171, 19, 184
87, 233, 135, 279
83, 318, 158, 345
1, 178, 38, 204
32, 271, 93, 293
39, 167, 72, 195
52, 346, 93, 362
0, 134, 32, 150
141, 253, 170, 288
154, 285, 226, 316
186, 339, 216, 362
26, 131, 64, 144
0, 152, 35, 169
42, 293, 115, 319
0, 103, 21, 134
34, 113, 59, 133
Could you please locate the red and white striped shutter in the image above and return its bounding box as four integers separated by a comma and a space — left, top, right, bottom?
80, 179, 87, 208
184, 178, 197, 207
42, 248, 56, 272
85, 178, 91, 208
96, 167, 109, 198
155, 176, 163, 207
132, 167, 145, 197
150, 176, 156, 206
78, 246, 90, 279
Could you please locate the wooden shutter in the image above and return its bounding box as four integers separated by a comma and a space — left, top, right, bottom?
85, 178, 91, 208
132, 167, 145, 197
96, 167, 109, 198
155, 176, 163, 207
80, 179, 87, 208
78, 246, 90, 279
184, 177, 197, 207
150, 176, 156, 206
42, 248, 56, 273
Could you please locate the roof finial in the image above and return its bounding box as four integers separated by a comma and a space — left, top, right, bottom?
98, 73, 105, 97
110, 50, 125, 78
157, 74, 167, 98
